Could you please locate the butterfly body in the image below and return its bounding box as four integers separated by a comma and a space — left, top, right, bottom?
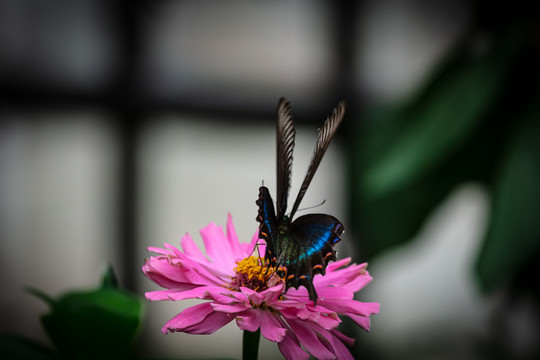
256, 98, 346, 303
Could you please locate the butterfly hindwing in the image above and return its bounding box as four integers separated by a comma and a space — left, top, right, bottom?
284, 214, 344, 301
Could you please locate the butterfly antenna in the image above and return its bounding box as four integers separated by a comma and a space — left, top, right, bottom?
296, 199, 326, 213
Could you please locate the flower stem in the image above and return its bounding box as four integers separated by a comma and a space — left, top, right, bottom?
242, 329, 261, 360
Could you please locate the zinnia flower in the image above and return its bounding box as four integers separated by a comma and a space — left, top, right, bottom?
142, 214, 379, 359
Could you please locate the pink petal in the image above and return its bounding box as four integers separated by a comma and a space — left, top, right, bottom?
182, 311, 234, 334
278, 306, 340, 331
311, 287, 355, 300
142, 264, 187, 289
142, 260, 191, 289
317, 328, 354, 360
226, 213, 244, 259
325, 257, 352, 272
283, 286, 309, 299
180, 233, 207, 261
278, 307, 305, 321
166, 286, 234, 301
207, 290, 240, 304
324, 299, 380, 317
278, 335, 309, 360
315, 263, 369, 289
147, 246, 173, 255
211, 302, 248, 314
276, 319, 309, 360
342, 274, 373, 293
239, 287, 265, 306
331, 329, 355, 346
163, 242, 186, 257
259, 284, 285, 304
240, 231, 261, 255
200, 222, 236, 269
232, 290, 252, 307
172, 256, 229, 286
236, 309, 261, 332
179, 253, 234, 280
286, 319, 335, 359
259, 311, 287, 342
144, 252, 229, 289
146, 287, 198, 301
289, 320, 355, 360
162, 302, 212, 333
163, 302, 233, 335
311, 313, 341, 330
347, 313, 372, 331
239, 283, 283, 306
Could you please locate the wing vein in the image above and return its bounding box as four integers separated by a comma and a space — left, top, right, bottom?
290, 100, 346, 218
276, 97, 296, 219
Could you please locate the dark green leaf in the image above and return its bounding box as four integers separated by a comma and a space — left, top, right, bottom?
33, 274, 144, 360
361, 22, 526, 199
350, 20, 529, 259
0, 334, 56, 360
26, 287, 56, 308
100, 264, 119, 290
350, 115, 499, 259
475, 102, 540, 292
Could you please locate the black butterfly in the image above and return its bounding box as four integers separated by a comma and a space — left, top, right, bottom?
256, 97, 346, 304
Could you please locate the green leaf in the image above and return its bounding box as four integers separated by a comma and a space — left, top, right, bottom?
475, 102, 540, 293
350, 115, 498, 259
0, 334, 56, 360
349, 20, 530, 260
25, 287, 56, 308
361, 21, 527, 199
33, 269, 144, 360
100, 264, 119, 290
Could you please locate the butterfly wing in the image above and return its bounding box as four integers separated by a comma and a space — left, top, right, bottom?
276, 97, 296, 219
289, 100, 346, 218
278, 214, 344, 303
257, 98, 346, 304
256, 186, 279, 263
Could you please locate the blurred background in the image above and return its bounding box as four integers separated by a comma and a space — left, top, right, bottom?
1, 0, 539, 359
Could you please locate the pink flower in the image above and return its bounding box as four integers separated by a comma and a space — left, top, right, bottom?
142, 214, 379, 360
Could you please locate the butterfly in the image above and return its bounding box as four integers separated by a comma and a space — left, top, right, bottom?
256, 97, 346, 304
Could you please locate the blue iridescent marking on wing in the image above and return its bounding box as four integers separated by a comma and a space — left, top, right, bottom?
257, 187, 277, 229
289, 215, 343, 267
256, 186, 278, 261
301, 224, 336, 259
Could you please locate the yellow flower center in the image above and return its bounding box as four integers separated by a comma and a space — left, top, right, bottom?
228, 256, 281, 292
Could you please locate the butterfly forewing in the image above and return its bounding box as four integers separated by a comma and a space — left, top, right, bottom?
289, 100, 346, 218
276, 98, 296, 220
256, 186, 278, 263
